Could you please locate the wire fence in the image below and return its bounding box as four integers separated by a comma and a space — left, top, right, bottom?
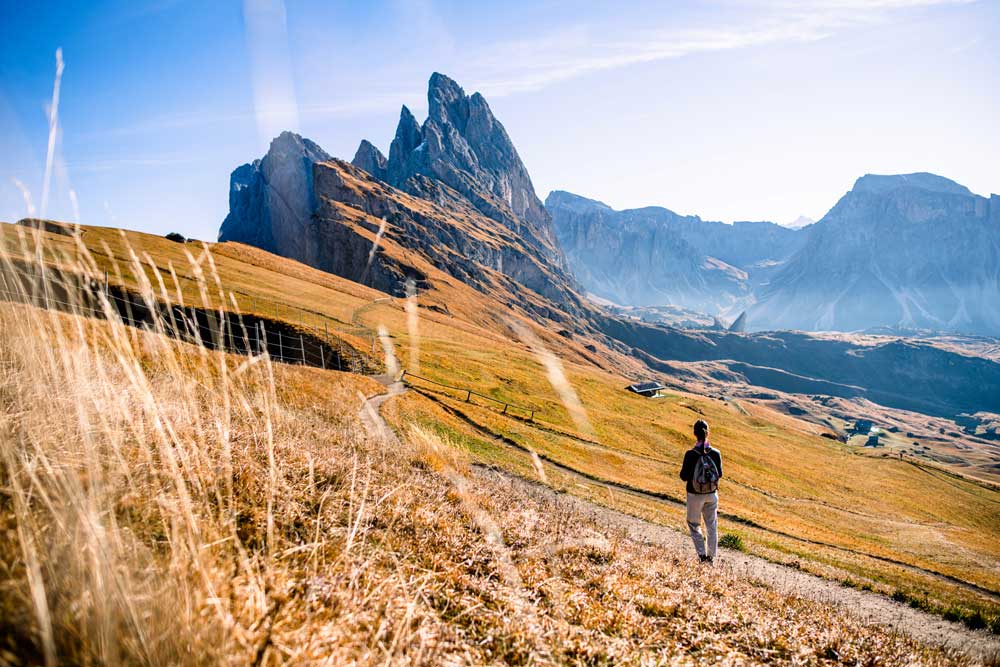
0, 260, 381, 374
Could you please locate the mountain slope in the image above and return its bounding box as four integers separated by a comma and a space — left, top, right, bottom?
5, 221, 999, 653
547, 191, 805, 315
751, 173, 1000, 334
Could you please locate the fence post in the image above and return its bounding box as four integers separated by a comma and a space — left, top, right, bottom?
529, 410, 535, 422
502, 404, 508, 415
300, 334, 306, 365
466, 390, 471, 402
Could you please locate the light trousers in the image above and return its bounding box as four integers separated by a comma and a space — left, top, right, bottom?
686, 491, 718, 558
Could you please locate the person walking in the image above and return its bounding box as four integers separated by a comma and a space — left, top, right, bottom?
679, 419, 722, 563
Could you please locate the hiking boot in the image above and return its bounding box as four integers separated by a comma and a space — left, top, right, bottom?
698, 555, 710, 563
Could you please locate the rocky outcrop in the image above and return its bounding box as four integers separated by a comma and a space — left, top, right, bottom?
728, 311, 747, 333
547, 191, 805, 316
220, 131, 331, 258
751, 173, 1000, 334
351, 140, 387, 182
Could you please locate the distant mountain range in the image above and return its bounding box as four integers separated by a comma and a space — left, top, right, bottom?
551, 174, 1000, 335
547, 191, 804, 316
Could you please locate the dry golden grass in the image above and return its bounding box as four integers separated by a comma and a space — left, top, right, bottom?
0, 231, 983, 665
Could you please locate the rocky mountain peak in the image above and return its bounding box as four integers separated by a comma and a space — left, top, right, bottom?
220, 72, 587, 319
352, 139, 387, 180
220, 130, 332, 256
750, 172, 1000, 334
368, 73, 566, 267
427, 72, 470, 130
267, 130, 331, 164
387, 105, 423, 184
545, 191, 614, 214
786, 215, 815, 230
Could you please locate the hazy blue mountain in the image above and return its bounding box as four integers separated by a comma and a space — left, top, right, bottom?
751, 173, 1000, 334
546, 191, 805, 315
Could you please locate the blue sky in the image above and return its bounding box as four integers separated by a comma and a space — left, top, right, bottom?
1, 0, 997, 240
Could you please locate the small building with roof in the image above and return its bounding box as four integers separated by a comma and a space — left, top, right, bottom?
852, 419, 874, 435
626, 381, 666, 398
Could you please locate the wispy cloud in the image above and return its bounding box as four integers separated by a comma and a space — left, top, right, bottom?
84, 0, 975, 139
466, 0, 976, 97
40, 48, 64, 217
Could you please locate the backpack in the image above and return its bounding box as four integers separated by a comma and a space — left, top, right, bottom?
691, 447, 720, 493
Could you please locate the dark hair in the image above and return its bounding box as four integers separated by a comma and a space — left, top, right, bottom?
693, 419, 709, 442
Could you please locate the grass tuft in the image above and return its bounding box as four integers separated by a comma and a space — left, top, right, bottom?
719, 532, 745, 551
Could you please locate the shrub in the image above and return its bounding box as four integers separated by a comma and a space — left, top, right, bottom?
719, 533, 745, 551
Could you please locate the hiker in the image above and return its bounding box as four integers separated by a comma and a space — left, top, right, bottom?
679, 419, 722, 563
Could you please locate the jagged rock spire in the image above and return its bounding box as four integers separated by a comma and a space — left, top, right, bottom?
352, 139, 387, 181
380, 73, 562, 265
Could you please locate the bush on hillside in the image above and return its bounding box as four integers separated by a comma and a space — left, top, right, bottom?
719, 533, 745, 551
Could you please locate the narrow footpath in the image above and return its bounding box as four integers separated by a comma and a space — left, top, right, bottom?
360, 383, 1000, 662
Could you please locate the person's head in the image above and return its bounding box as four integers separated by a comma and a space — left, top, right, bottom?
693, 419, 709, 443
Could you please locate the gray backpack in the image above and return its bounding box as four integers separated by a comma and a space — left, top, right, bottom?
692, 448, 720, 493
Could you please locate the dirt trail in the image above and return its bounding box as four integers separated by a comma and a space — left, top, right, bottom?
362, 383, 1000, 661
416, 388, 1000, 602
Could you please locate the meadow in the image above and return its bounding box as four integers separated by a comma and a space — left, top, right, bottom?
1, 222, 998, 664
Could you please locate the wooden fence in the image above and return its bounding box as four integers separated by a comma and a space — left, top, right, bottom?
400, 370, 536, 421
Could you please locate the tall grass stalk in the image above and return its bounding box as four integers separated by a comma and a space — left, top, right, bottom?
0, 228, 280, 663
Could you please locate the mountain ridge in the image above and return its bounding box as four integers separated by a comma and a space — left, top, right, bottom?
552, 171, 1000, 335
546, 190, 805, 316
355, 72, 567, 272
216, 73, 1000, 423
220, 74, 588, 323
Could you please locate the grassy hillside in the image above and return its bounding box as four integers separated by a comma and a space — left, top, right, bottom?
1, 222, 998, 660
